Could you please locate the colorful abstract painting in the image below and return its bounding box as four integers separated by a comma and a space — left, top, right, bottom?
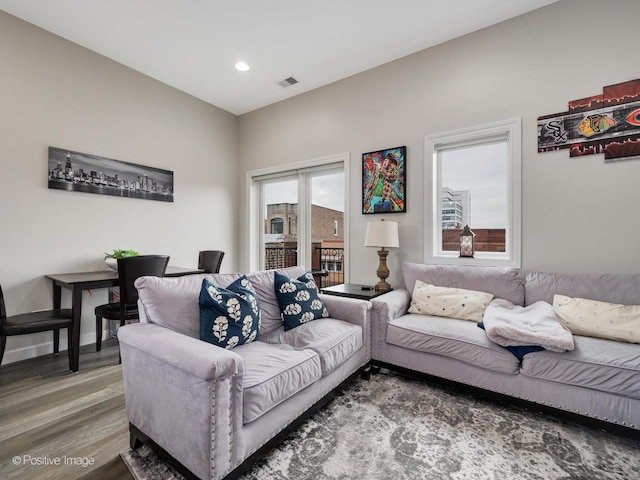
537, 78, 640, 162
362, 146, 406, 214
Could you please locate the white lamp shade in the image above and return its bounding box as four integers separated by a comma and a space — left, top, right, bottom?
364, 220, 399, 248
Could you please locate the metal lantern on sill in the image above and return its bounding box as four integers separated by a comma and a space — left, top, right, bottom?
459, 225, 475, 258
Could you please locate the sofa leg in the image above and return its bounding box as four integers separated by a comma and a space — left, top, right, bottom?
130, 432, 144, 450
361, 362, 381, 380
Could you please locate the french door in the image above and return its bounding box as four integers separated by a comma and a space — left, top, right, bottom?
249, 155, 348, 286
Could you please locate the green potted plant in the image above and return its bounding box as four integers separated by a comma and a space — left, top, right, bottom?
104, 248, 139, 270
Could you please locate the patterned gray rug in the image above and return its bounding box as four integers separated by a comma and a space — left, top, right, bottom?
121, 369, 640, 480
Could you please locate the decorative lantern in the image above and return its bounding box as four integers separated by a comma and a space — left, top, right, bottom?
459, 225, 475, 258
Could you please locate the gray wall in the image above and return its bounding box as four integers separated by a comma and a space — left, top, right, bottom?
0, 11, 238, 363
238, 0, 640, 284
3, 0, 639, 364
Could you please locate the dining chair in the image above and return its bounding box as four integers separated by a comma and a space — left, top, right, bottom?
1, 283, 73, 367
95, 255, 169, 352
198, 250, 225, 274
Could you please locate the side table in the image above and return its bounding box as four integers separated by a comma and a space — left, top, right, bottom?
320, 283, 390, 300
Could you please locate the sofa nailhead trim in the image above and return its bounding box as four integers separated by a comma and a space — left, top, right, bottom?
228, 381, 233, 459
210, 381, 216, 479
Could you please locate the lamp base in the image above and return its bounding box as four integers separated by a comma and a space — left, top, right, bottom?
374, 280, 392, 292
374, 247, 392, 292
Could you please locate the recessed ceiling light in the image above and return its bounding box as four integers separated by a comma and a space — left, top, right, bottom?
235, 62, 250, 72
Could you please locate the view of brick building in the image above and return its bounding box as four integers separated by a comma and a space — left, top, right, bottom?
442, 228, 506, 253
264, 203, 344, 286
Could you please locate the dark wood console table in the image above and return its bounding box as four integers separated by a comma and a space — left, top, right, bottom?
45, 266, 202, 371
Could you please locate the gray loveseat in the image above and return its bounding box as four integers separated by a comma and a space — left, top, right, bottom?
371, 262, 640, 432
118, 266, 371, 480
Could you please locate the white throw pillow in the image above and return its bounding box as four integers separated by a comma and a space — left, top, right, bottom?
553, 294, 640, 344
408, 280, 494, 322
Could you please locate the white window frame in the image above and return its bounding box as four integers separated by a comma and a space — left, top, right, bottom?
246, 152, 350, 276
424, 118, 521, 267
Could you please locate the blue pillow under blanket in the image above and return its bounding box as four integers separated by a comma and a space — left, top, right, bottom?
199, 276, 261, 349
477, 322, 544, 361
274, 271, 329, 331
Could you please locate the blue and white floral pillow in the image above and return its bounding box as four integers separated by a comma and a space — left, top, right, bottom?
199, 276, 261, 349
274, 271, 329, 331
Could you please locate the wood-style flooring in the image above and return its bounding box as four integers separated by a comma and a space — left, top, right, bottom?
0, 339, 134, 480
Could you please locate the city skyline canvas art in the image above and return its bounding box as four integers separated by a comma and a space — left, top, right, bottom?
48, 147, 174, 202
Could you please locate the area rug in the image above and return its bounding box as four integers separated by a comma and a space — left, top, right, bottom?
121, 369, 640, 479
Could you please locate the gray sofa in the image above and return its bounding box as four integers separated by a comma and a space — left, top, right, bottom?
118, 266, 371, 480
371, 262, 640, 431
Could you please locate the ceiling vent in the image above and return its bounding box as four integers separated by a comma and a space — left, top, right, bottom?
278, 76, 299, 88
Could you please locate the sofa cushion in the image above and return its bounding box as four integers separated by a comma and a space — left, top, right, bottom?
521, 335, 640, 400
553, 294, 640, 344
274, 271, 329, 331
243, 266, 306, 334
408, 280, 493, 322
386, 314, 520, 374
260, 319, 362, 376
401, 262, 524, 306
524, 271, 640, 306
234, 341, 321, 423
134, 266, 305, 338
199, 277, 261, 349
136, 274, 225, 338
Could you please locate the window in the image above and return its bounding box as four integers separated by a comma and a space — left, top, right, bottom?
247, 153, 349, 285
424, 118, 521, 267
270, 217, 284, 234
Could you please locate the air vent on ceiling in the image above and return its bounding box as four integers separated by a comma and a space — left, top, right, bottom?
278, 76, 299, 88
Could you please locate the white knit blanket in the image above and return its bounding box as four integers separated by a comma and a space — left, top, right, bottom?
482, 298, 574, 352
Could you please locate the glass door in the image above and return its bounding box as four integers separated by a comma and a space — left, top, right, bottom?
308, 170, 345, 287
251, 155, 348, 280
261, 177, 298, 270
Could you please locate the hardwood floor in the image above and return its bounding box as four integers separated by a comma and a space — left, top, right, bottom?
0, 340, 134, 480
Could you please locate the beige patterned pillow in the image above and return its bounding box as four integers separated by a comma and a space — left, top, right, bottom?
408, 280, 494, 322
553, 294, 640, 344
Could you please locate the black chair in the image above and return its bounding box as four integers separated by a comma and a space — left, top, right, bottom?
1, 284, 73, 367
198, 250, 225, 274
95, 255, 169, 352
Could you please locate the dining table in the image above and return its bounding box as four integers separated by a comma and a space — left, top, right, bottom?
45, 266, 202, 371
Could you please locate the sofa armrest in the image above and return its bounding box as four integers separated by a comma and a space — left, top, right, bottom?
369, 289, 411, 361
320, 294, 371, 327
371, 289, 411, 321
118, 322, 242, 380
320, 294, 372, 358
118, 323, 244, 479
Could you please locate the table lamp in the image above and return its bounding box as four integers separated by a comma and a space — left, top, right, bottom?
364, 219, 399, 291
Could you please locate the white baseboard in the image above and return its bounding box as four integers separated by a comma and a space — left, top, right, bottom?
0, 330, 105, 366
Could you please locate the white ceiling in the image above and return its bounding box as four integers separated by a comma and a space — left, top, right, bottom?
0, 0, 557, 115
